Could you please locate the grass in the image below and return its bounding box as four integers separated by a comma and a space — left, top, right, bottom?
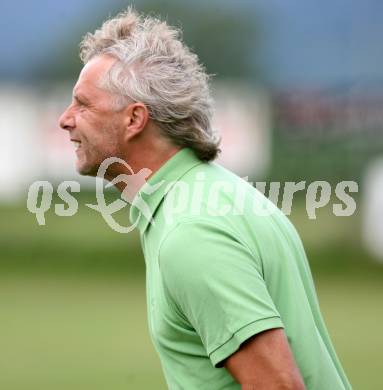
0, 193, 144, 275
318, 275, 383, 390
0, 275, 166, 390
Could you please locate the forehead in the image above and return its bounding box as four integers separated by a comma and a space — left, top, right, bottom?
73, 55, 117, 98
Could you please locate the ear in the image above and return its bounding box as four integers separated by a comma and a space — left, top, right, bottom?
123, 102, 150, 141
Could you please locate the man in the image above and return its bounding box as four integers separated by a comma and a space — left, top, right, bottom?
59, 8, 352, 390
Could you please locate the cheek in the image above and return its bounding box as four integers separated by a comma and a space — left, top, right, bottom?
101, 121, 124, 149
78, 112, 121, 155
85, 128, 121, 159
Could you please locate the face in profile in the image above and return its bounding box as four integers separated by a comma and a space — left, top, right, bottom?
58, 55, 126, 176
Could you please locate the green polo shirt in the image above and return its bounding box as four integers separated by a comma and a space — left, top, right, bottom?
129, 147, 352, 390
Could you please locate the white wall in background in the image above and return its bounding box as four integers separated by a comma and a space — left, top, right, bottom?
0, 87, 44, 201
213, 82, 271, 179
362, 158, 383, 262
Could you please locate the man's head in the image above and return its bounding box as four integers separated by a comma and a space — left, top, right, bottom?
59, 8, 220, 177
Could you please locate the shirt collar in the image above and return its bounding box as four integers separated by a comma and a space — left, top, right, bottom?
129, 147, 204, 234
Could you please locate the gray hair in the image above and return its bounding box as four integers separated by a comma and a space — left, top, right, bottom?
79, 8, 221, 161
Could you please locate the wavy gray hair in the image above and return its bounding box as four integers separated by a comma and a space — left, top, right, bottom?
79, 8, 221, 161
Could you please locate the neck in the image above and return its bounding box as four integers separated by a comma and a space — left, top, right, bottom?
127, 144, 182, 181
107, 139, 183, 195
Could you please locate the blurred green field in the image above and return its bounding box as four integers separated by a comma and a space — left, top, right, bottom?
1, 194, 382, 389
1, 275, 166, 390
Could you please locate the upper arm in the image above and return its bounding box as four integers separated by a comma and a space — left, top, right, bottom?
159, 219, 285, 367
224, 328, 306, 389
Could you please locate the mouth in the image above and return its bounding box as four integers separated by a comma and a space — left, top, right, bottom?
70, 139, 81, 151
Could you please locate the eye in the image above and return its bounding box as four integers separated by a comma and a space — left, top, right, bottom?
73, 95, 89, 108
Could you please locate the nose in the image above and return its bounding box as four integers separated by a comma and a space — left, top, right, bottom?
59, 104, 76, 131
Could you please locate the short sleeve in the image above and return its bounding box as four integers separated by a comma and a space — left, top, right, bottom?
159, 219, 284, 367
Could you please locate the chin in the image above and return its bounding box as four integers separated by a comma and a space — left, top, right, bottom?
76, 160, 100, 177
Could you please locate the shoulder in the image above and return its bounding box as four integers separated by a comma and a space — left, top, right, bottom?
160, 162, 255, 223
158, 217, 261, 284
159, 217, 232, 259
